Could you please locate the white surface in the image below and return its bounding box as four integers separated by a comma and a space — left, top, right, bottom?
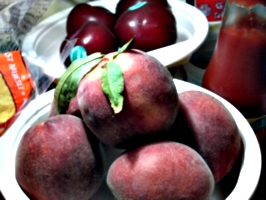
0, 79, 261, 200
21, 0, 209, 78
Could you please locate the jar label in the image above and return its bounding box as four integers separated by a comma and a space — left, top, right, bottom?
195, 0, 226, 22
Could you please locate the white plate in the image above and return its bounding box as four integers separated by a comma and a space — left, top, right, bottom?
0, 79, 261, 200
21, 0, 209, 78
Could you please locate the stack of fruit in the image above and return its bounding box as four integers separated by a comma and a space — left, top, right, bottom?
60, 0, 178, 66
14, 1, 242, 199
15, 34, 241, 199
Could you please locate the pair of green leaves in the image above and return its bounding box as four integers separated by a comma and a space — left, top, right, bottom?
54, 38, 135, 115
101, 37, 135, 113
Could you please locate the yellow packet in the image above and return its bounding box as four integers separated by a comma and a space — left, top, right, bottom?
0, 50, 33, 136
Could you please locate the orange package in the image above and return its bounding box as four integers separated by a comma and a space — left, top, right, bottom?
0, 50, 33, 136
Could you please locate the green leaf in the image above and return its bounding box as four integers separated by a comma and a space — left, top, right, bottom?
101, 61, 124, 114
99, 38, 134, 114
113, 37, 135, 60
54, 52, 104, 114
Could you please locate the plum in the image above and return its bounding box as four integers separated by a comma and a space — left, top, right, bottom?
114, 2, 177, 52
107, 141, 215, 200
66, 3, 116, 35
15, 114, 105, 200
60, 20, 118, 67
77, 49, 178, 149
65, 21, 118, 56
168, 90, 241, 183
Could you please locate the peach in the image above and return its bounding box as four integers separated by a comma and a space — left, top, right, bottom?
77, 49, 178, 149
15, 114, 105, 200
169, 90, 241, 183
49, 95, 82, 118
107, 141, 215, 200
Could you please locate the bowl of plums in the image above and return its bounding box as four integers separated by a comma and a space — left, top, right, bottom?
0, 0, 261, 199
21, 0, 208, 78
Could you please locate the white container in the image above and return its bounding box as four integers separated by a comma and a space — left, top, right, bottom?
0, 79, 261, 200
183, 61, 206, 86
21, 0, 209, 78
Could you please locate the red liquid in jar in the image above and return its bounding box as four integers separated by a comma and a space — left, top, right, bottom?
203, 26, 266, 118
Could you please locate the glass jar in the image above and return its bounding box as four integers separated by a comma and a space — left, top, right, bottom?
202, 3, 266, 197
202, 0, 266, 119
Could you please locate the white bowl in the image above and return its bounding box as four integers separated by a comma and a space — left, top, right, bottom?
21, 0, 208, 78
0, 79, 261, 200
183, 61, 206, 86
